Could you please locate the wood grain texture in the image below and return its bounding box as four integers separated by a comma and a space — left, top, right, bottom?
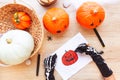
0, 0, 120, 80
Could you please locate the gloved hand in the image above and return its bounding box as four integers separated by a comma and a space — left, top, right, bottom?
75, 43, 113, 77
44, 54, 57, 80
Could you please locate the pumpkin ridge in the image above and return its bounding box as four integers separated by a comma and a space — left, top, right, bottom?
19, 13, 26, 19
77, 13, 89, 21
21, 21, 31, 29
20, 12, 31, 21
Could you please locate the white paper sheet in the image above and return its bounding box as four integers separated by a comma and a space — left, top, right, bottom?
52, 33, 92, 80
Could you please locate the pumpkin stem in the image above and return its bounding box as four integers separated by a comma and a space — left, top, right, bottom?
6, 39, 12, 44
93, 9, 98, 14
91, 8, 99, 15
52, 17, 57, 21
14, 12, 20, 24
65, 50, 67, 52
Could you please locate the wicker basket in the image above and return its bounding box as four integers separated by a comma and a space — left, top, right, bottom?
0, 0, 44, 66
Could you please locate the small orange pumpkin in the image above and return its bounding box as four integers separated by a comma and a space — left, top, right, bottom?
76, 2, 105, 29
43, 8, 69, 34
12, 12, 31, 30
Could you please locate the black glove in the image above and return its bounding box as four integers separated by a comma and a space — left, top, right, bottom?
75, 43, 113, 77
44, 54, 57, 80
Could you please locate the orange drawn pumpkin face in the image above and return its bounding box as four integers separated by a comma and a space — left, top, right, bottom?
62, 50, 78, 66
43, 8, 69, 34
76, 2, 105, 29
12, 12, 31, 30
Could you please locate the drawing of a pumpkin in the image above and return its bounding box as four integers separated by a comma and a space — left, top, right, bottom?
76, 2, 105, 29
43, 7, 69, 34
62, 50, 78, 66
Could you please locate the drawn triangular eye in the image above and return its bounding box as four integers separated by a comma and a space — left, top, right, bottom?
99, 19, 102, 23
90, 22, 94, 26
64, 56, 67, 58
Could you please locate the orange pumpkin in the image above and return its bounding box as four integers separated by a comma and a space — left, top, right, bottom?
76, 2, 105, 29
12, 12, 31, 30
43, 8, 69, 34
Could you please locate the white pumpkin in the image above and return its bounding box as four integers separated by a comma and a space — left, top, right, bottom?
0, 30, 34, 65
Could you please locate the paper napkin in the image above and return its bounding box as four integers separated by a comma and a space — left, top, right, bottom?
52, 33, 92, 80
